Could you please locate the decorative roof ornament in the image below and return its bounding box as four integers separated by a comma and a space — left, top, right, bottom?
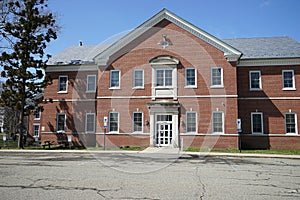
159, 34, 172, 49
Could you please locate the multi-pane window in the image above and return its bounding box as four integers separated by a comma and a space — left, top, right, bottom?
212, 112, 224, 133
249, 71, 261, 90
56, 113, 66, 132
285, 113, 297, 134
156, 69, 173, 87
133, 70, 144, 88
58, 76, 68, 92
110, 70, 120, 88
251, 112, 263, 134
185, 68, 196, 87
86, 113, 95, 133
33, 124, 40, 137
186, 112, 197, 133
109, 112, 119, 132
211, 67, 223, 87
133, 112, 143, 132
87, 75, 96, 92
34, 107, 40, 120
282, 70, 295, 89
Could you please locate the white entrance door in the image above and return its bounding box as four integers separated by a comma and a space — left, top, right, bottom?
155, 115, 173, 147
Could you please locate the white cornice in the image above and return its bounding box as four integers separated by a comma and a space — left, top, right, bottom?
46, 64, 98, 72
94, 9, 242, 65
237, 58, 300, 67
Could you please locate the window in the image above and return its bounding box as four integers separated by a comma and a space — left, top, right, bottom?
58, 76, 68, 92
156, 69, 173, 87
110, 70, 120, 89
186, 112, 197, 133
133, 112, 143, 132
285, 113, 297, 134
249, 71, 261, 90
212, 112, 224, 133
33, 124, 40, 137
185, 68, 197, 88
133, 70, 144, 88
34, 107, 41, 120
251, 112, 263, 134
87, 75, 96, 92
109, 112, 119, 133
86, 113, 95, 133
282, 70, 295, 90
56, 113, 66, 133
211, 67, 223, 87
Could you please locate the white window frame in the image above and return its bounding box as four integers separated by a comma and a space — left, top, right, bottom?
56, 113, 66, 133
185, 68, 197, 88
285, 113, 298, 135
33, 107, 41, 120
155, 68, 174, 88
110, 70, 121, 89
132, 112, 143, 133
109, 112, 119, 133
85, 113, 96, 133
282, 70, 296, 90
249, 71, 262, 91
33, 124, 40, 137
58, 75, 68, 93
211, 67, 223, 88
212, 111, 224, 134
186, 112, 197, 133
251, 112, 264, 134
86, 75, 97, 93
133, 69, 144, 89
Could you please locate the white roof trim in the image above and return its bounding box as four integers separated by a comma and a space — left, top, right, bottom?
149, 55, 180, 65
237, 58, 300, 67
94, 9, 242, 65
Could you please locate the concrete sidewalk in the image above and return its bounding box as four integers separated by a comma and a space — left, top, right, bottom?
1, 148, 300, 159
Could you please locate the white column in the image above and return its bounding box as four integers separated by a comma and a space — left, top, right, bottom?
172, 114, 179, 147
149, 113, 155, 147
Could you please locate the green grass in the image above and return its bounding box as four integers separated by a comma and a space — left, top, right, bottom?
184, 148, 300, 155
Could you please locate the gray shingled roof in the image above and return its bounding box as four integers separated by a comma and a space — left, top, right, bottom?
48, 37, 300, 65
223, 36, 300, 59
47, 44, 110, 65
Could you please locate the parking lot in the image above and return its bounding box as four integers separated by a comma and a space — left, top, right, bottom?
0, 151, 299, 199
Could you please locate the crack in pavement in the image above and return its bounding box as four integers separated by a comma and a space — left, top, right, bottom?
195, 165, 206, 200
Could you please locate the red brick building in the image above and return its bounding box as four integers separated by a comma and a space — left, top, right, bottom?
29, 9, 300, 150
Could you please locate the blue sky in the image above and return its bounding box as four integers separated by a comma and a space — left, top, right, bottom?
47, 0, 300, 56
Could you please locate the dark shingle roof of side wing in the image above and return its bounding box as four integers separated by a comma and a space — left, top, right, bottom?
223, 36, 300, 59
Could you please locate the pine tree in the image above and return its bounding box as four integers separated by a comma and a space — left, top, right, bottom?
0, 0, 58, 148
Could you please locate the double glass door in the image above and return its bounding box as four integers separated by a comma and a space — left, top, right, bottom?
156, 115, 172, 146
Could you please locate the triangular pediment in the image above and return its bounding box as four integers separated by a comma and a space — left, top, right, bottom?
94, 8, 242, 65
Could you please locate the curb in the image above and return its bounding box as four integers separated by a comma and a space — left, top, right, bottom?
0, 149, 300, 159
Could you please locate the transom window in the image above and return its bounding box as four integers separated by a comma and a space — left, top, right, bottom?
282, 70, 295, 90
185, 68, 197, 88
133, 112, 143, 132
249, 71, 261, 90
133, 69, 144, 88
87, 75, 96, 92
156, 69, 173, 87
34, 107, 41, 120
285, 113, 297, 134
211, 67, 223, 87
186, 112, 197, 133
110, 70, 120, 89
212, 112, 224, 133
109, 112, 119, 133
251, 112, 263, 134
56, 113, 66, 133
86, 113, 95, 133
58, 76, 68, 92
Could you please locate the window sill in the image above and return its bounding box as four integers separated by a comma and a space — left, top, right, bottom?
109, 87, 121, 90
86, 90, 96, 93
132, 87, 144, 90
56, 131, 66, 134
286, 133, 298, 136
210, 86, 224, 89
251, 132, 264, 135
185, 86, 197, 89
57, 91, 68, 94
212, 132, 225, 135
282, 88, 296, 91
250, 88, 262, 91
